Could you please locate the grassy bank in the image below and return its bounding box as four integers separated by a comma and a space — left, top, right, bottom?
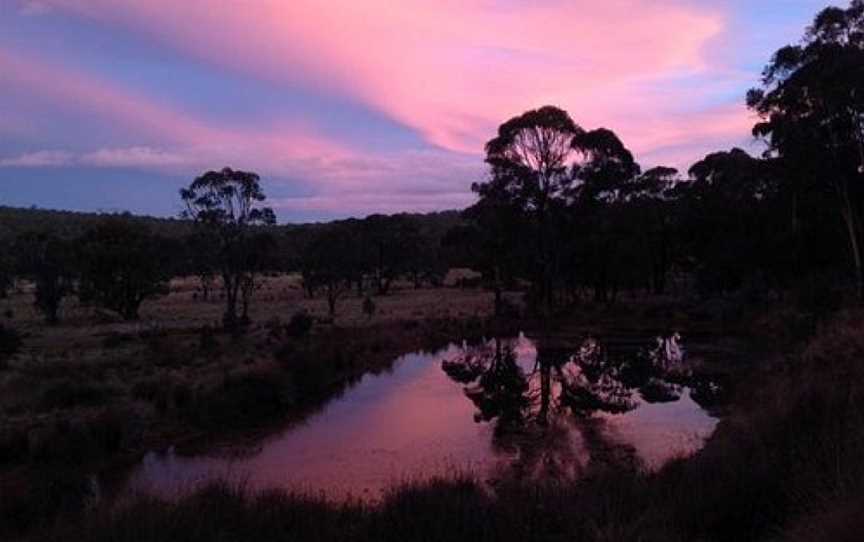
0, 314, 508, 538
0, 278, 504, 460
0, 280, 517, 538
23, 309, 864, 542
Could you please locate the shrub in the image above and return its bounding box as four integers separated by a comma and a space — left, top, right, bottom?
285, 311, 314, 339
185, 369, 292, 429
198, 325, 218, 352
362, 296, 376, 319
0, 426, 28, 464
101, 332, 134, 349
0, 323, 22, 370
39, 379, 114, 410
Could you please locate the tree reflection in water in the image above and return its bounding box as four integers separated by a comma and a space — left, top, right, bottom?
442, 332, 720, 481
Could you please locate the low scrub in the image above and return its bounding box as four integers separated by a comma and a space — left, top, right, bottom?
0, 323, 21, 370
38, 379, 117, 410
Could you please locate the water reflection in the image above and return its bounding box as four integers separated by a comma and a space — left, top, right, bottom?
124, 333, 722, 499
442, 332, 723, 479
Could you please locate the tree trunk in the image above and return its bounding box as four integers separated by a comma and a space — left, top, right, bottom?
327, 286, 337, 317
223, 273, 240, 331
492, 265, 503, 318
538, 360, 551, 426
840, 184, 864, 301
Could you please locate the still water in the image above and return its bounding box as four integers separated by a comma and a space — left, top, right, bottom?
127, 333, 721, 499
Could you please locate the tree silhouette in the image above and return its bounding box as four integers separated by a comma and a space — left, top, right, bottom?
748, 1, 864, 298
475, 108, 651, 309
14, 232, 76, 325
478, 106, 584, 314
361, 214, 421, 296
78, 218, 170, 321
180, 167, 276, 330
0, 239, 14, 299
185, 230, 220, 301
627, 166, 681, 294
302, 226, 358, 317
239, 232, 277, 324
568, 128, 642, 302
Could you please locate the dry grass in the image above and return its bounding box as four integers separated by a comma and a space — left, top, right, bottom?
0, 278, 501, 468
1, 275, 495, 351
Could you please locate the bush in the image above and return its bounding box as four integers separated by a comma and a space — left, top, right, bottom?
362, 296, 376, 319
0, 323, 22, 369
0, 426, 28, 464
198, 325, 218, 352
285, 311, 314, 339
185, 369, 292, 429
101, 332, 134, 349
39, 379, 114, 410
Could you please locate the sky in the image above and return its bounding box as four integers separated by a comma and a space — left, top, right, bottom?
0, 0, 845, 222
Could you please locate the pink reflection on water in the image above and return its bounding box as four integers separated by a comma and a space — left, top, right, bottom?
600, 389, 716, 468
127, 337, 717, 500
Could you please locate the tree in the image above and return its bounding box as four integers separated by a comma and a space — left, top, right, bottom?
0, 239, 14, 299
78, 218, 170, 320
361, 214, 421, 296
748, 1, 864, 298
302, 227, 357, 317
15, 232, 76, 324
572, 128, 640, 203
569, 128, 642, 302
239, 232, 277, 324
362, 295, 376, 320
478, 106, 585, 314
675, 149, 793, 297
459, 196, 524, 317
180, 167, 276, 330
185, 230, 220, 301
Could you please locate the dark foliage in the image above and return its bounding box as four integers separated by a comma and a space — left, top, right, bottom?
0, 323, 21, 370
13, 231, 76, 324
78, 218, 171, 320
180, 167, 277, 330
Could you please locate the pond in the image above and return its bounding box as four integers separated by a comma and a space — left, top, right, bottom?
125, 332, 726, 499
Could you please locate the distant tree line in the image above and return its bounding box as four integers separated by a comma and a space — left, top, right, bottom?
0, 170, 462, 328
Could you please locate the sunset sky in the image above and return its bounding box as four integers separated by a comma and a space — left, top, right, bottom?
0, 0, 842, 221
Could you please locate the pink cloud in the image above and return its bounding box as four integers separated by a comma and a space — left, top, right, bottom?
80, 147, 190, 168
0, 48, 355, 174
271, 192, 477, 216
625, 103, 761, 170
0, 150, 73, 167
0, 47, 482, 215
0, 48, 215, 146
4, 2, 773, 216
37, 0, 735, 159
17, 1, 52, 16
